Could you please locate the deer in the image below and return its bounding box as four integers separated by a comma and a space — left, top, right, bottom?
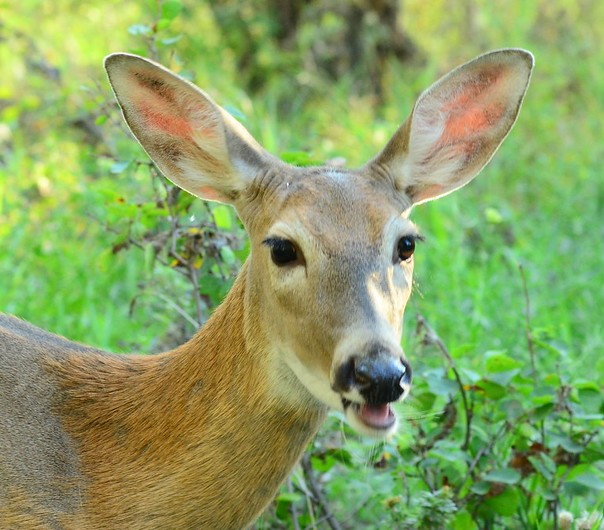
0, 49, 533, 529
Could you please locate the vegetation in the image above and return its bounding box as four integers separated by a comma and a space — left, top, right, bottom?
1, 0, 602, 528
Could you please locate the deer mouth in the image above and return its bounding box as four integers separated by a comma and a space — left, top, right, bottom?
342, 398, 397, 431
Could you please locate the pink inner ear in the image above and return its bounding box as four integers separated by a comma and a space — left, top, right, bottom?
436, 68, 509, 151
139, 106, 193, 139
197, 185, 226, 201
443, 102, 505, 142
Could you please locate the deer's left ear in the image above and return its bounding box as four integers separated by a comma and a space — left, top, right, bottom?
371, 49, 534, 205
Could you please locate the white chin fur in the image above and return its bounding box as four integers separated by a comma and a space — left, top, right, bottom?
281, 349, 401, 437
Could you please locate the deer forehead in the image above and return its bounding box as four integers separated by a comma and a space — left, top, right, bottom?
244, 167, 414, 250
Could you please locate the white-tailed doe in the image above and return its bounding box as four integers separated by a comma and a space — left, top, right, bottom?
0, 49, 533, 529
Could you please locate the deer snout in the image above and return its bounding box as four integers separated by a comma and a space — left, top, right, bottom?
334, 347, 412, 405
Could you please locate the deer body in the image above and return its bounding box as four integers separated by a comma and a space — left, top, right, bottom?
0, 50, 533, 529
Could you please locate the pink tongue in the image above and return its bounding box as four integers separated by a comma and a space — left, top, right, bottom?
359, 404, 393, 428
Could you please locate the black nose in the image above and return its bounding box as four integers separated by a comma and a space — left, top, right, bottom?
334, 349, 412, 405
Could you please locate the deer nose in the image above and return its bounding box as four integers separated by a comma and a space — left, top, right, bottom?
334, 350, 412, 404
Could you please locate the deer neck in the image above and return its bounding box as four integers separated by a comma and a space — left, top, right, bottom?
55, 260, 326, 528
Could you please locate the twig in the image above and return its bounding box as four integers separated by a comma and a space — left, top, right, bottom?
518, 265, 546, 444
455, 419, 511, 497
151, 292, 199, 329
416, 315, 473, 451
300, 454, 342, 530
518, 264, 537, 383
287, 477, 301, 530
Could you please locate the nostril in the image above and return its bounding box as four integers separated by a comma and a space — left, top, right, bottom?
399, 357, 412, 386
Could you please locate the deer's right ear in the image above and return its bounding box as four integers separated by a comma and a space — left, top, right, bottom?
104, 53, 276, 204
371, 49, 534, 206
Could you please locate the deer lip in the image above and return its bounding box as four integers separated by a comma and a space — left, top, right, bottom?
342, 399, 396, 430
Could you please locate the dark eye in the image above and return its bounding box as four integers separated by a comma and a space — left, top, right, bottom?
397, 236, 416, 262
264, 238, 299, 266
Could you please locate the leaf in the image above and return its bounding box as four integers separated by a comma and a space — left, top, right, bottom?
223, 105, 247, 122
480, 487, 520, 516
483, 468, 522, 484
156, 19, 171, 31
276, 492, 303, 504
531, 402, 555, 420
476, 379, 506, 400
110, 160, 130, 174
484, 351, 522, 373
452, 509, 478, 530
460, 367, 481, 384
426, 374, 458, 396
128, 24, 152, 35
485, 207, 504, 224
567, 472, 604, 491
219, 246, 236, 266
574, 380, 602, 392
531, 385, 556, 405
527, 453, 556, 480
161, 0, 182, 21
470, 481, 490, 495
557, 435, 585, 454
212, 205, 233, 229
161, 35, 183, 46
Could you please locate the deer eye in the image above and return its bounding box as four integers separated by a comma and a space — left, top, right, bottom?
264, 238, 299, 266
397, 236, 416, 262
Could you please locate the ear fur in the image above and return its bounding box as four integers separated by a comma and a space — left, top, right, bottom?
104, 53, 277, 203
372, 49, 534, 205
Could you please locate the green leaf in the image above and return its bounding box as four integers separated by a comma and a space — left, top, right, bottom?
161, 0, 182, 21
531, 402, 555, 420
484, 351, 522, 373
531, 385, 556, 405
567, 472, 604, 491
557, 435, 585, 454
470, 481, 490, 495
483, 468, 522, 484
574, 380, 602, 392
452, 509, 477, 530
156, 19, 171, 31
527, 454, 556, 480
476, 379, 506, 400
426, 374, 458, 396
460, 367, 481, 383
485, 206, 504, 224
219, 246, 236, 266
276, 492, 303, 504
212, 205, 233, 229
480, 487, 520, 516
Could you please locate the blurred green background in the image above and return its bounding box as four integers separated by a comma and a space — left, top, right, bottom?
1, 1, 602, 528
